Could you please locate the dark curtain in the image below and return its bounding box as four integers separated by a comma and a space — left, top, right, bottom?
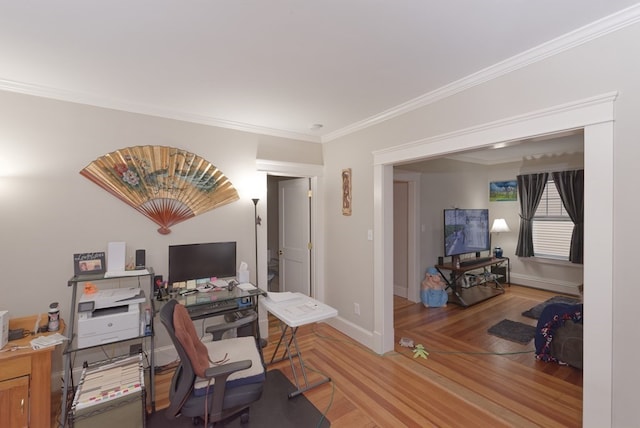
515, 173, 549, 257
552, 169, 584, 264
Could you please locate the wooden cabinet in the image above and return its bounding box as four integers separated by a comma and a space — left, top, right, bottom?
0, 375, 29, 428
0, 314, 64, 428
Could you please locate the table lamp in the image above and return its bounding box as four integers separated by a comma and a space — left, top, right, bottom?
490, 218, 510, 258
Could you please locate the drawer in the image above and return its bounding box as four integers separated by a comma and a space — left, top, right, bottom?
0, 355, 30, 381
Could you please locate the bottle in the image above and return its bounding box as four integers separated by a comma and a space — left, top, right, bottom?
48, 302, 60, 332
144, 307, 152, 336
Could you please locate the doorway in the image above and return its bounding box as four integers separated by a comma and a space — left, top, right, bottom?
266, 175, 312, 296
373, 93, 615, 424
393, 169, 421, 302
258, 159, 324, 300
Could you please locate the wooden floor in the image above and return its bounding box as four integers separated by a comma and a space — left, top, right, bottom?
52, 285, 583, 427
264, 284, 582, 428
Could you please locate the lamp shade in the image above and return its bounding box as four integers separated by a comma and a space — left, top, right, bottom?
490, 218, 510, 233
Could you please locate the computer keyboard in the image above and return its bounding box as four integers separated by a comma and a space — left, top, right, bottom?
186, 299, 238, 318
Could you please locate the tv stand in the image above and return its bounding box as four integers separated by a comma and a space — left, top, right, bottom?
436, 257, 509, 307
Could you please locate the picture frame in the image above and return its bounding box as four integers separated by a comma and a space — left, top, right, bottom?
73, 252, 106, 276
342, 168, 352, 216
489, 180, 518, 202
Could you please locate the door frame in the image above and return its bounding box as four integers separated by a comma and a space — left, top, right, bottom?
373, 92, 616, 427
256, 160, 325, 301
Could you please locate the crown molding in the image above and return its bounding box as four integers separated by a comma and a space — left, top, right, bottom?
0, 79, 322, 144
323, 3, 640, 143
2, 3, 638, 145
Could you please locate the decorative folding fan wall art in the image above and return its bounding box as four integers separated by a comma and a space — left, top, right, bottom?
80, 146, 239, 234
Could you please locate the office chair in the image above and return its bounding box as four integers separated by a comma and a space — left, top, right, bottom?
159, 299, 265, 425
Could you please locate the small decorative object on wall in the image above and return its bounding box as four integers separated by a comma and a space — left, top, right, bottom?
342, 168, 352, 216
73, 252, 106, 276
80, 145, 239, 234
489, 180, 518, 202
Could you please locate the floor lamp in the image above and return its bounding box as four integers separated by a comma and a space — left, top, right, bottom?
490, 218, 510, 258
252, 198, 261, 287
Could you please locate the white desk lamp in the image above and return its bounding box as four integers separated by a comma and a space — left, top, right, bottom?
490, 218, 510, 257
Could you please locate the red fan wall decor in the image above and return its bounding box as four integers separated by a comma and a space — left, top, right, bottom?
80, 146, 239, 234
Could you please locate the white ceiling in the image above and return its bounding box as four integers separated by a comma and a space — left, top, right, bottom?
1, 1, 638, 143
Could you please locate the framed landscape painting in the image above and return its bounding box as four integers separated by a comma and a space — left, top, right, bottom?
490, 180, 517, 202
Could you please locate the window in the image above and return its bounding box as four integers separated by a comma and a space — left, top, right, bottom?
532, 180, 573, 260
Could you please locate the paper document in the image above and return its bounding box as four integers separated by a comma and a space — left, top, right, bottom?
104, 269, 149, 278
30, 333, 68, 350
266, 291, 298, 302
207, 278, 229, 288
283, 301, 319, 317
238, 283, 257, 291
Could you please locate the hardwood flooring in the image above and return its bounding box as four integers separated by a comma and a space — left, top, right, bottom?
52, 285, 582, 427
264, 284, 582, 427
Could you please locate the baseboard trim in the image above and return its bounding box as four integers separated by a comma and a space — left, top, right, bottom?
510, 273, 581, 296
325, 315, 375, 350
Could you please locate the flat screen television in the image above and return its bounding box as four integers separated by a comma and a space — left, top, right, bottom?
168, 241, 237, 285
443, 209, 490, 257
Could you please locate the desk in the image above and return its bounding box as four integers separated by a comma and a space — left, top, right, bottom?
0, 314, 66, 428
159, 285, 266, 339
436, 257, 509, 307
261, 293, 337, 398
168, 285, 266, 320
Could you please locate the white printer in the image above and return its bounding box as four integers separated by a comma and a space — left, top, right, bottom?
77, 288, 146, 348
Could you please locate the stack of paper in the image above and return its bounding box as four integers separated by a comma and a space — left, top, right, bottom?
30, 333, 68, 350
74, 356, 143, 410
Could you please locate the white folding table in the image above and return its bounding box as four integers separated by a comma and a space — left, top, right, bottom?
261, 292, 338, 398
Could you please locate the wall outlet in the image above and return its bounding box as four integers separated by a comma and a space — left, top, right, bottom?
354, 303, 360, 315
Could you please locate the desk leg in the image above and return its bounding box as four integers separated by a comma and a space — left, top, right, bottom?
268, 322, 331, 398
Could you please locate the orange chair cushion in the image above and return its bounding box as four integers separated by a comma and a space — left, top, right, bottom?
173, 303, 210, 378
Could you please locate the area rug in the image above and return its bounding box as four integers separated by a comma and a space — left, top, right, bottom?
487, 319, 536, 344
522, 296, 581, 319
147, 369, 330, 427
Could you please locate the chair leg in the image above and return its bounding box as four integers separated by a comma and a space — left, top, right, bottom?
240, 409, 250, 424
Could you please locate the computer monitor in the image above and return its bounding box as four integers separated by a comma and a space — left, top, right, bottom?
168, 241, 237, 285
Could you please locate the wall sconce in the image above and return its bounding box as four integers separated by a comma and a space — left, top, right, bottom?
490, 218, 510, 258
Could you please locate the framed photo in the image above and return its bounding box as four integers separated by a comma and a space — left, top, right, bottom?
342, 168, 352, 216
73, 252, 106, 275
489, 180, 517, 202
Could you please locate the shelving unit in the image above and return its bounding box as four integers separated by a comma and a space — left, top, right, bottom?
435, 257, 509, 307
60, 268, 155, 427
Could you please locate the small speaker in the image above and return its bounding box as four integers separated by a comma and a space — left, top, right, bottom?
475, 252, 481, 258
437, 256, 444, 265
135, 249, 146, 269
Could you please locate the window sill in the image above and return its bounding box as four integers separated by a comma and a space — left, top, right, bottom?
520, 256, 583, 268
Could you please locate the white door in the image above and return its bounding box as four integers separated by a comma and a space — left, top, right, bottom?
278, 178, 311, 295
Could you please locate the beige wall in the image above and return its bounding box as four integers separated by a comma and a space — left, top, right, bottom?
0, 90, 322, 372
322, 22, 640, 427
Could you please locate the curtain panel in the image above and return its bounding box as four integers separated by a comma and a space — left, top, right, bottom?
515, 173, 549, 257
552, 169, 584, 264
